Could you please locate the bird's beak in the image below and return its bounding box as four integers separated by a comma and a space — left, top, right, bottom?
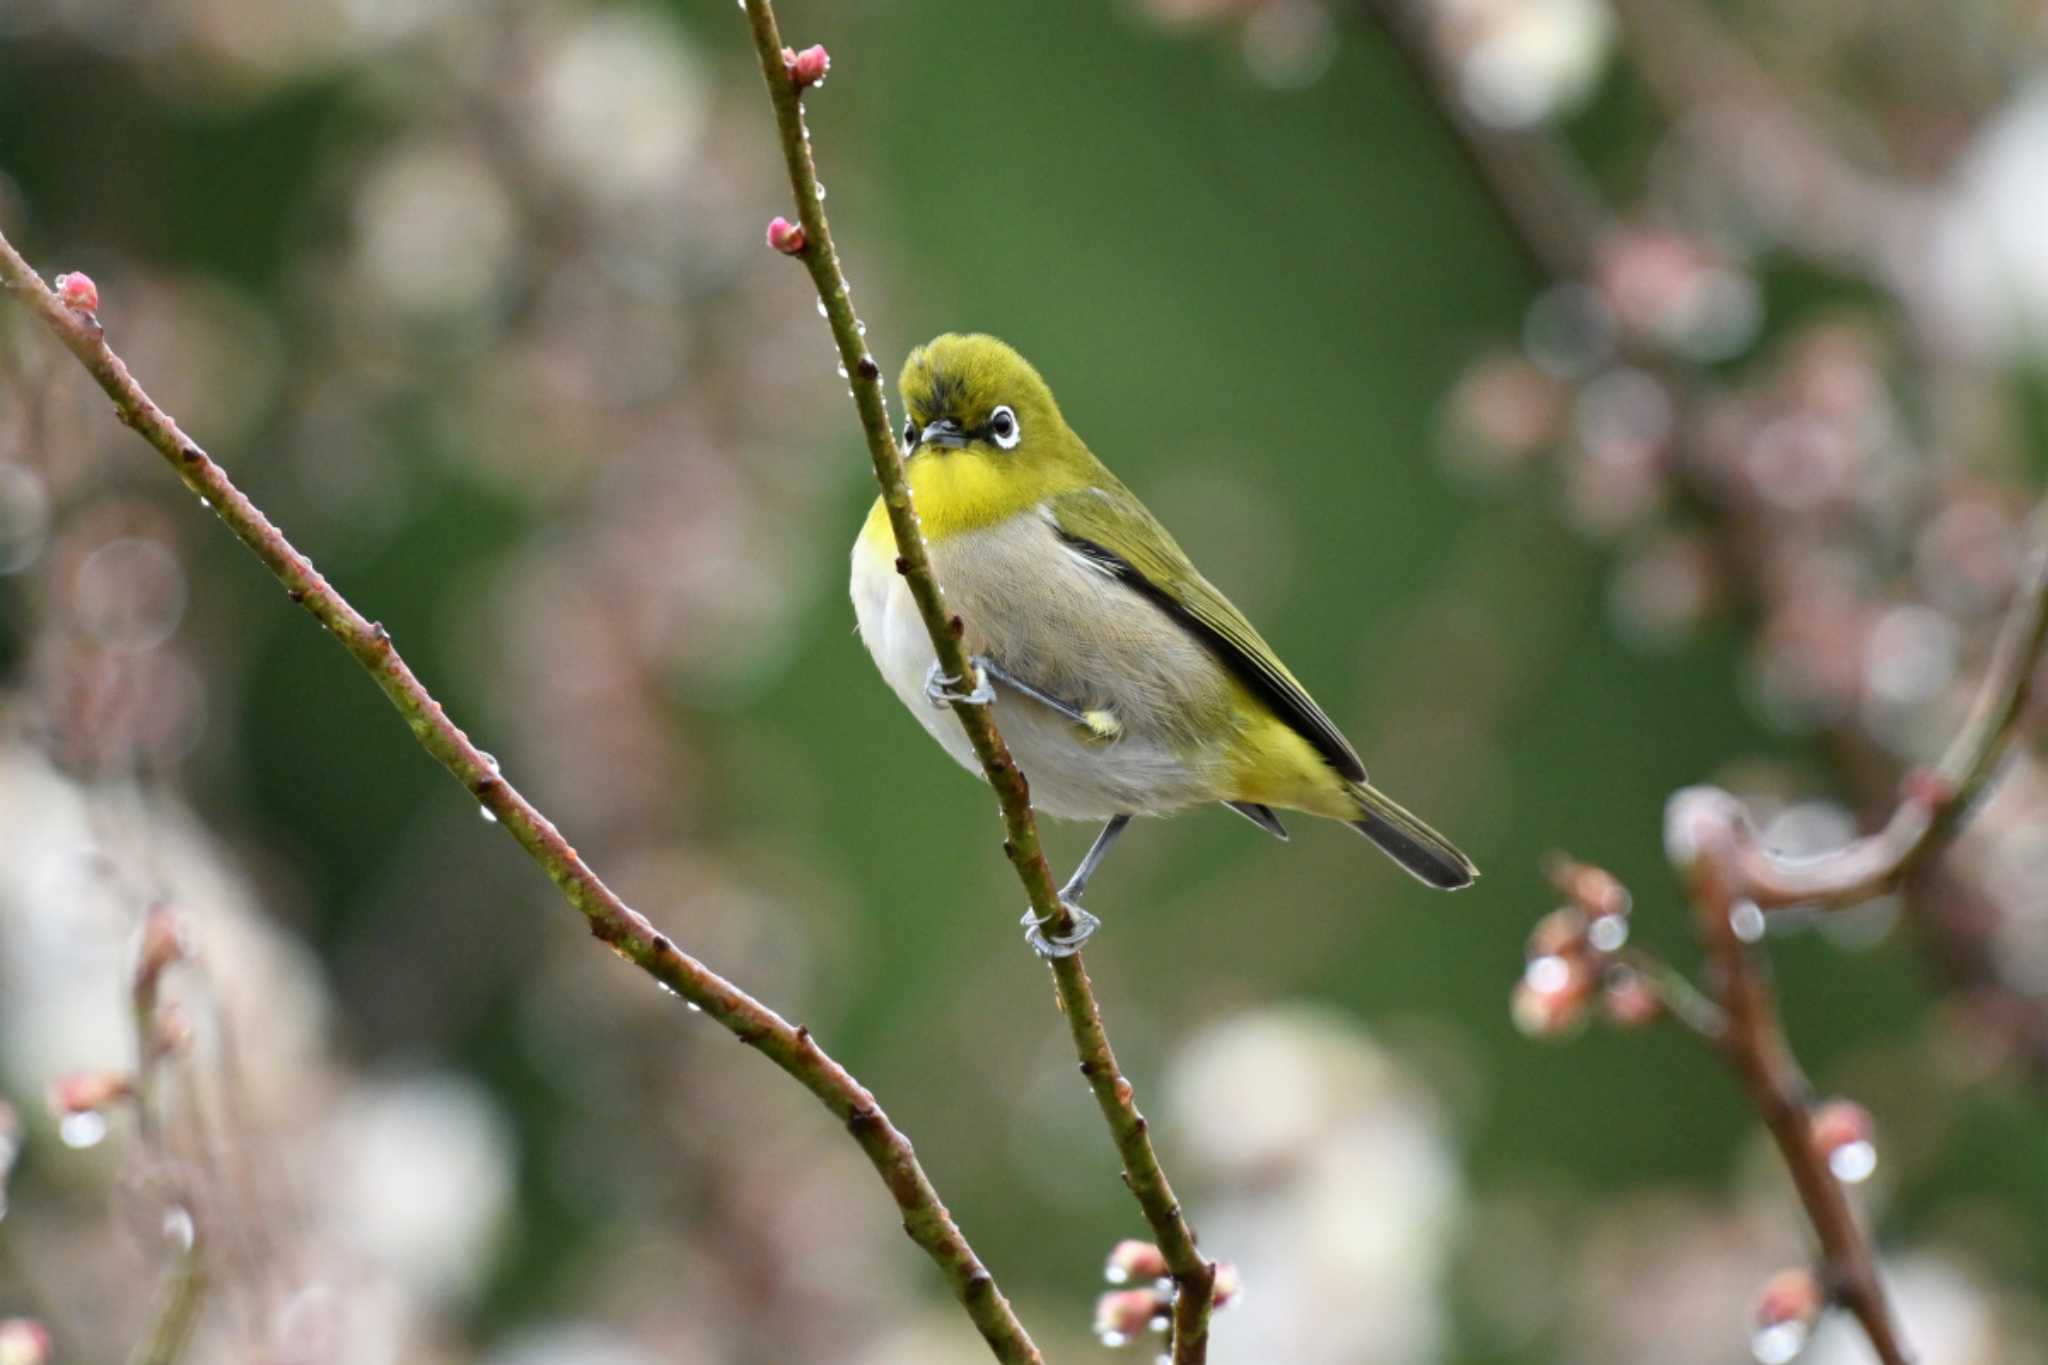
919, 419, 970, 451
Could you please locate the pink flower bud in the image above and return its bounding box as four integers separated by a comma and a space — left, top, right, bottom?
0, 1318, 51, 1365
136, 902, 185, 989
1526, 906, 1587, 959
1601, 968, 1661, 1030
1752, 1266, 1824, 1360
1547, 855, 1633, 919
765, 216, 807, 255
1104, 1238, 1168, 1284
54, 271, 98, 314
1755, 1266, 1824, 1320
47, 1070, 131, 1115
1211, 1261, 1243, 1309
1094, 1287, 1167, 1345
786, 43, 830, 88
1512, 969, 1591, 1039
1810, 1099, 1876, 1183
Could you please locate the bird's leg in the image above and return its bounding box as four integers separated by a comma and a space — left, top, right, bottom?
1022, 814, 1130, 958
923, 658, 994, 708
977, 657, 1122, 743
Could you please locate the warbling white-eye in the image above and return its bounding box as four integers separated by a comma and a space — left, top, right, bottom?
851, 334, 1477, 956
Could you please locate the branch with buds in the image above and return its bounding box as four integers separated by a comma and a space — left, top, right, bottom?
1511, 529, 2048, 1365
737, 3, 1225, 1360
0, 218, 1030, 1362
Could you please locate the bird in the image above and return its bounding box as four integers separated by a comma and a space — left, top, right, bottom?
849, 334, 1477, 956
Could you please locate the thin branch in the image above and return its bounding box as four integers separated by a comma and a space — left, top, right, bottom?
1677, 804, 1914, 1365
737, 2, 1218, 1356
1732, 520, 2048, 909
1613, 948, 1728, 1042
0, 238, 1037, 1363
126, 1233, 205, 1365
125, 906, 209, 1363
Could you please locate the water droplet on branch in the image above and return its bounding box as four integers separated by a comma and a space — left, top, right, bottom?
58, 1111, 107, 1149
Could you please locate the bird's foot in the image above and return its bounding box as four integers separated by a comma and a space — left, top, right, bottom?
923, 659, 994, 709
1020, 898, 1101, 959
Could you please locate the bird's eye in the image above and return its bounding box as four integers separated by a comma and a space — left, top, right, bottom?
988, 404, 1020, 450
901, 418, 917, 451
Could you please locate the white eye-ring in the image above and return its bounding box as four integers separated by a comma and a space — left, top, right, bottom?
901, 418, 918, 452
988, 404, 1020, 450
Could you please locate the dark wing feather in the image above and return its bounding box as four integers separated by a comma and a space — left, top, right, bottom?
1049, 485, 1367, 784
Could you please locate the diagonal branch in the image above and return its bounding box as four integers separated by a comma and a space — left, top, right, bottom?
738, 3, 1218, 1357
0, 236, 1039, 1364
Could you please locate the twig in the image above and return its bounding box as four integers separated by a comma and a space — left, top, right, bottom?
1613, 947, 1727, 1042
1360, 3, 2021, 1354
125, 904, 210, 1362
126, 1231, 205, 1365
737, 3, 1218, 1357
1673, 798, 1914, 1365
0, 238, 1037, 1363
1730, 522, 2048, 909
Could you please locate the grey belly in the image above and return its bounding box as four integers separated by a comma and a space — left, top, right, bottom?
852, 511, 1235, 821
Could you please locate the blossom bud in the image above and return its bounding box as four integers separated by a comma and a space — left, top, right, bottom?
1548, 855, 1632, 919
1094, 1287, 1167, 1346
765, 216, 807, 255
1601, 966, 1661, 1030
1526, 906, 1587, 959
47, 1070, 131, 1115
1104, 1238, 1168, 1284
1751, 1267, 1824, 1364
785, 43, 830, 88
1512, 960, 1592, 1039
54, 271, 98, 314
135, 902, 185, 989
1809, 1099, 1876, 1183
1211, 1261, 1243, 1309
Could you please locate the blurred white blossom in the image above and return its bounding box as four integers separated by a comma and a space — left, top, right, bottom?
1432, 0, 1615, 129
1166, 1007, 1463, 1365
532, 8, 708, 206
1920, 81, 2048, 361
317, 1071, 517, 1303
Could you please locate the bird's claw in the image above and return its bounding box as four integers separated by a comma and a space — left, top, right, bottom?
1020, 899, 1101, 959
924, 660, 995, 709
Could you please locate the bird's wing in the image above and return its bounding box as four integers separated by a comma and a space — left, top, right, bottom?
1046, 484, 1368, 783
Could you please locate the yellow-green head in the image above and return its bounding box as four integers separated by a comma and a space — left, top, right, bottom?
896, 334, 1104, 539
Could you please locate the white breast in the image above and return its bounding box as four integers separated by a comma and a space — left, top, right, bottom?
849, 506, 1232, 822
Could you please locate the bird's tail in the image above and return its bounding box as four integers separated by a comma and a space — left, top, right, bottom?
1348, 783, 1479, 890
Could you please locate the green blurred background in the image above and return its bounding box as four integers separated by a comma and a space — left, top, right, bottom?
0, 2, 2040, 1363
